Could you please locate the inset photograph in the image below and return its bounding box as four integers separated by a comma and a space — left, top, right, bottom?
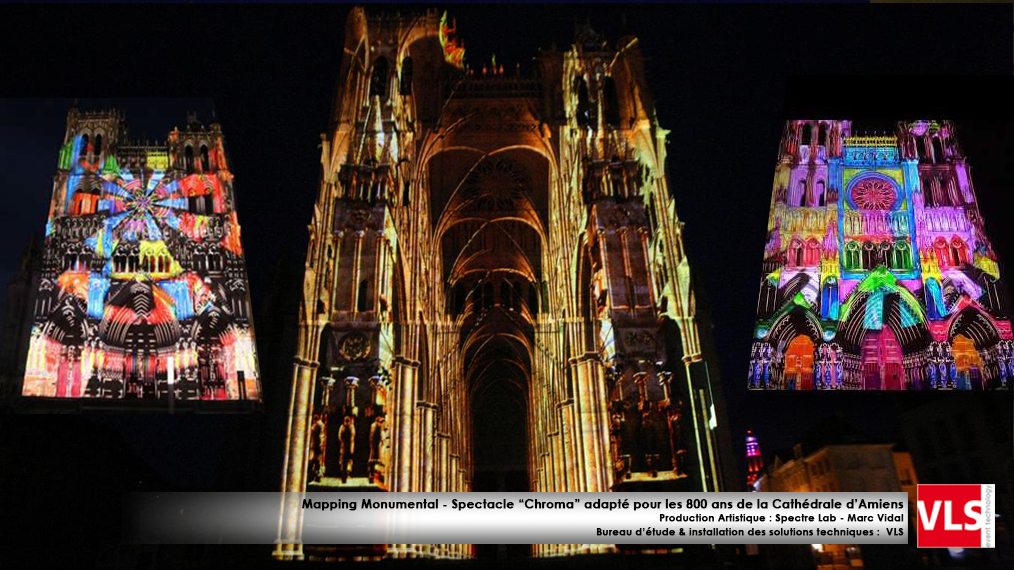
10, 101, 262, 409
748, 120, 1011, 391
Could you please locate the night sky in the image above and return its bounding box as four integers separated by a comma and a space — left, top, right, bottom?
1, 5, 1012, 556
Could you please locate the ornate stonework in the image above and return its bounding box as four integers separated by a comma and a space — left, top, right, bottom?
22, 108, 260, 402
276, 8, 731, 561
751, 119, 1011, 391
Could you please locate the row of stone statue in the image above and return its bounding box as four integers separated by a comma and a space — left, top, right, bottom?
308, 409, 388, 485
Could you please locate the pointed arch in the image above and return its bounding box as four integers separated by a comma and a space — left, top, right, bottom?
838, 268, 929, 354
369, 56, 389, 98
574, 77, 590, 127
602, 76, 620, 127
766, 303, 822, 351
946, 303, 1001, 350
820, 277, 839, 321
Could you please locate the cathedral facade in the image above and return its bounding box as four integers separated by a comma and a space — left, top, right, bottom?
275, 9, 732, 560
21, 108, 260, 402
749, 120, 1011, 391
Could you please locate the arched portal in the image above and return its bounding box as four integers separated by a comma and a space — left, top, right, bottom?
784, 335, 815, 390
952, 334, 983, 390
860, 327, 905, 390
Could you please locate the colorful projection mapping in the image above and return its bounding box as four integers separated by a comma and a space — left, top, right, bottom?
22, 108, 260, 401
749, 120, 1011, 390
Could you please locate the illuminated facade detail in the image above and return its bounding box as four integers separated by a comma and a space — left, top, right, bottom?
276, 9, 731, 561
745, 430, 763, 489
22, 108, 261, 402
750, 119, 1011, 390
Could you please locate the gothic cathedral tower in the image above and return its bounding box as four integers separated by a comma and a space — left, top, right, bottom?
276, 8, 733, 560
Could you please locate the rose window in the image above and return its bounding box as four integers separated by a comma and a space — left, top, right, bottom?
850, 178, 897, 210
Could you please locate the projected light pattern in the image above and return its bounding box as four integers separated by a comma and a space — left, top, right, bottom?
749, 120, 1011, 390
22, 108, 260, 402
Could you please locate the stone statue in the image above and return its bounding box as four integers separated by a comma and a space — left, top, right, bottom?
667, 398, 688, 477
639, 402, 662, 477
368, 414, 387, 484
338, 415, 356, 483
309, 414, 327, 482
609, 401, 629, 482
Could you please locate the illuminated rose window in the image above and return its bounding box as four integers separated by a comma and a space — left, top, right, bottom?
850, 178, 897, 210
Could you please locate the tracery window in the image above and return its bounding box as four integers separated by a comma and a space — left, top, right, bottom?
789, 238, 804, 267
877, 240, 892, 268
925, 278, 944, 319
370, 57, 389, 98
805, 238, 821, 266
861, 241, 875, 270
820, 278, 839, 320
844, 241, 861, 270
892, 240, 911, 270
575, 78, 590, 127
851, 177, 897, 210
950, 236, 967, 266
931, 237, 948, 268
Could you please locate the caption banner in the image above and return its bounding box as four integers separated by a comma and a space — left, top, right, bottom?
128, 492, 908, 544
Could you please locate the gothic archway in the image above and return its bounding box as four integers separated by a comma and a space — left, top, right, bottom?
429, 147, 547, 510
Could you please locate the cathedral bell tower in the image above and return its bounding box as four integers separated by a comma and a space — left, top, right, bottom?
564, 24, 726, 496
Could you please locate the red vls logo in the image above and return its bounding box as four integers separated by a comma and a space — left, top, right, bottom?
917, 484, 995, 548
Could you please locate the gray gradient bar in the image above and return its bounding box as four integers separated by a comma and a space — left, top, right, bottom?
126, 492, 908, 544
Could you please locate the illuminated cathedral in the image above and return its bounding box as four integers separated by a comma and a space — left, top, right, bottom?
276, 8, 731, 560
21, 107, 260, 402
749, 120, 1011, 391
